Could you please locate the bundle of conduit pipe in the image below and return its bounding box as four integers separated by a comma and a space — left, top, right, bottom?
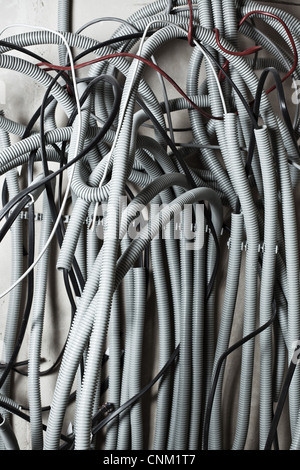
1, 0, 300, 452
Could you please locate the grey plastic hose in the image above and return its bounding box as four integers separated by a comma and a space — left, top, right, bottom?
255, 125, 278, 449
0, 415, 19, 450
209, 212, 244, 450
222, 114, 260, 450
27, 191, 54, 450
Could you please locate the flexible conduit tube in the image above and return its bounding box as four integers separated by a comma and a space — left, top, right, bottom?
275, 117, 300, 190
0, 148, 64, 175
57, 0, 71, 66
0, 123, 23, 449
239, 2, 300, 48
86, 203, 100, 277
222, 113, 260, 450
115, 187, 223, 299
151, 201, 173, 450
117, 239, 134, 451
129, 267, 146, 450
105, 289, 122, 450
0, 414, 19, 450
0, 126, 72, 171
209, 212, 244, 450
265, 130, 300, 439
0, 54, 73, 117
173, 208, 193, 450
230, 67, 263, 197
272, 309, 287, 404
118, 185, 221, 448
27, 190, 54, 450
205, 221, 223, 450
76, 188, 222, 449
56, 85, 93, 272
57, 140, 141, 272
118, 178, 189, 449
119, 173, 189, 240
120, 175, 183, 450
254, 125, 278, 449
0, 114, 35, 138
188, 227, 206, 450
3, 0, 300, 450
222, 0, 238, 47
46, 187, 220, 449
73, 52, 141, 448
1, 30, 168, 148
186, 47, 236, 209
196, 0, 213, 28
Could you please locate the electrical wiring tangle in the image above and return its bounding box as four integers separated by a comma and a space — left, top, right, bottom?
0, 0, 300, 452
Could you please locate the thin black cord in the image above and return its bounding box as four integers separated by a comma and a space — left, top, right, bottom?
264, 358, 297, 450
59, 344, 180, 450
203, 297, 277, 450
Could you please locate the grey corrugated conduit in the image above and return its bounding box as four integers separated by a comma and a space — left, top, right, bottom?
275, 117, 300, 190
151, 199, 174, 450
174, 207, 194, 450
129, 267, 147, 450
254, 125, 278, 449
188, 222, 207, 450
210, 212, 244, 450
2, 0, 300, 452
0, 54, 73, 116
57, 0, 71, 66
116, 235, 134, 451
74, 188, 222, 449
230, 67, 263, 197
73, 53, 141, 448
28, 189, 54, 450
0, 122, 23, 450
0, 126, 72, 173
0, 414, 19, 450
223, 113, 260, 451
115, 187, 223, 297
105, 289, 122, 450
44, 249, 104, 449
186, 46, 237, 208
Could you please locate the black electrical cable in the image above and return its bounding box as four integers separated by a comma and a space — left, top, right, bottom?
253, 66, 300, 159
244, 65, 300, 180
0, 194, 32, 243
59, 344, 180, 450
0, 399, 73, 445
92, 345, 179, 435
0, 40, 75, 98
264, 356, 297, 450
203, 296, 278, 450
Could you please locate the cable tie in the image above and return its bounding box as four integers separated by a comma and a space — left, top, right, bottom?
34, 213, 43, 221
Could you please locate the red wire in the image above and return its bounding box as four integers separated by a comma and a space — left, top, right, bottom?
214, 10, 298, 95
239, 10, 298, 92
214, 28, 263, 57
37, 52, 223, 121
187, 0, 194, 47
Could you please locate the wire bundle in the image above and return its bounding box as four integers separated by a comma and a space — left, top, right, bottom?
0, 0, 300, 451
